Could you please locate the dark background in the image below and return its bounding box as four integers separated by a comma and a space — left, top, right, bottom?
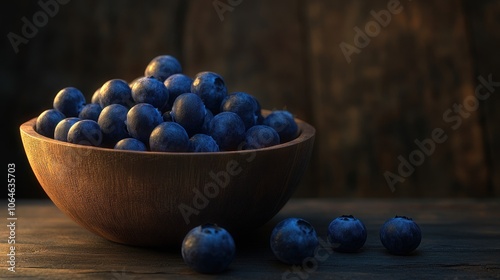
3, 0, 499, 199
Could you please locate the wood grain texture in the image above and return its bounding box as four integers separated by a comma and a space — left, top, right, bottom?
4, 0, 500, 199
19, 113, 315, 247
304, 0, 489, 197
1, 199, 498, 279
465, 0, 500, 196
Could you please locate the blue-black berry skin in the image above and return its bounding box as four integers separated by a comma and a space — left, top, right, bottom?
149, 122, 190, 152
191, 71, 228, 114
263, 110, 299, 143
54, 117, 80, 142
208, 112, 245, 151
270, 217, 319, 265
99, 79, 134, 108
53, 87, 86, 117
78, 103, 102, 122
327, 215, 367, 253
244, 125, 280, 149
36, 109, 66, 138
126, 103, 163, 144
181, 224, 236, 274
114, 138, 147, 151
171, 93, 206, 136
380, 216, 422, 255
144, 55, 182, 82
67, 119, 103, 147
131, 76, 169, 110
97, 104, 130, 147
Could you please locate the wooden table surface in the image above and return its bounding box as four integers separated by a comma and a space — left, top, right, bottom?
1, 198, 499, 279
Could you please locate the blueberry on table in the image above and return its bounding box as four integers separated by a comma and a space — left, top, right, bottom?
171, 93, 206, 136
126, 103, 163, 144
327, 215, 367, 253
163, 73, 193, 111
221, 92, 259, 130
35, 109, 66, 138
189, 134, 219, 152
67, 120, 103, 147
114, 138, 147, 151
263, 110, 299, 143
380, 215, 422, 255
149, 122, 190, 152
53, 87, 86, 117
191, 71, 228, 114
99, 79, 134, 108
54, 117, 80, 142
78, 103, 102, 122
131, 76, 169, 109
144, 55, 182, 82
208, 112, 246, 151
181, 224, 236, 274
244, 125, 280, 149
97, 104, 130, 146
270, 217, 319, 265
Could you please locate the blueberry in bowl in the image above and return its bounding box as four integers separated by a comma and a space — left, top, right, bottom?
19, 54, 316, 248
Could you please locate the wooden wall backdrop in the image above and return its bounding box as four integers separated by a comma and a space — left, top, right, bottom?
3, 0, 499, 198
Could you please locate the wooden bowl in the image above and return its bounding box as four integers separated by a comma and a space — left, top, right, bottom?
19, 110, 315, 248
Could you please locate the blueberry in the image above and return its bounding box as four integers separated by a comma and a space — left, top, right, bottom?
244, 125, 280, 149
99, 79, 134, 108
253, 96, 264, 124
270, 217, 319, 265
181, 223, 236, 274
144, 55, 182, 82
54, 117, 80, 142
163, 73, 193, 111
131, 76, 169, 109
114, 138, 147, 151
67, 119, 103, 147
78, 103, 102, 122
263, 110, 299, 143
327, 215, 367, 253
149, 122, 189, 152
201, 109, 214, 134
97, 104, 130, 146
91, 87, 101, 104
221, 92, 258, 130
35, 109, 66, 138
171, 93, 206, 136
208, 112, 245, 151
126, 103, 163, 144
189, 134, 219, 152
191, 71, 227, 114
53, 87, 86, 117
162, 111, 173, 122
380, 216, 422, 255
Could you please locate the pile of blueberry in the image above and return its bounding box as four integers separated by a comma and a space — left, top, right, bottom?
182, 215, 421, 274
35, 55, 299, 152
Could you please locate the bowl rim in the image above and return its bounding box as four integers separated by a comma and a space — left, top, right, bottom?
20, 109, 316, 156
